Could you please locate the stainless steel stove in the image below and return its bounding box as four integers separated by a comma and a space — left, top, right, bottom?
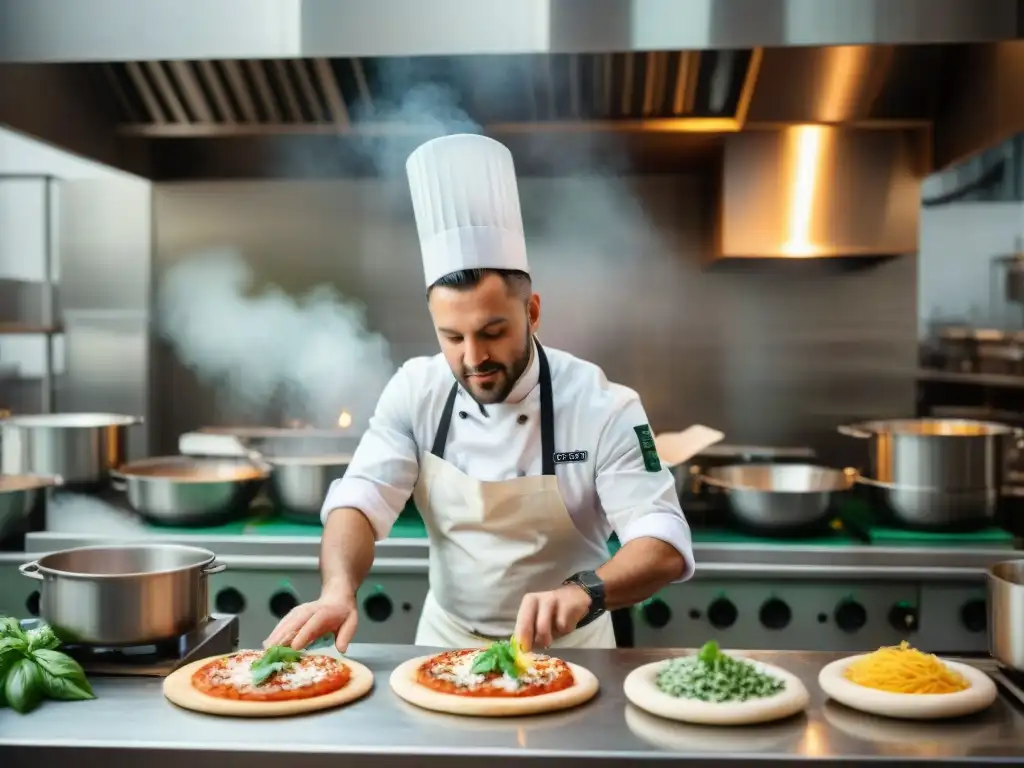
56, 614, 239, 678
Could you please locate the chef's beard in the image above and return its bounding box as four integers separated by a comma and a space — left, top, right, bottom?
460, 332, 533, 406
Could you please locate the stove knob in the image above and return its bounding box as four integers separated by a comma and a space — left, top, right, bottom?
834, 600, 867, 633
960, 599, 987, 633
641, 598, 672, 629
887, 602, 918, 633
759, 599, 791, 630
707, 598, 738, 629
363, 593, 393, 623
269, 591, 300, 619
215, 587, 246, 615
25, 591, 40, 617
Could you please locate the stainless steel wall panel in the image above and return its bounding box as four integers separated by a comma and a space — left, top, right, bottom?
151, 176, 916, 465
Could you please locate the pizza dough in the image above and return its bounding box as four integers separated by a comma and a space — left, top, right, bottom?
623, 658, 809, 726
163, 651, 374, 717
389, 653, 599, 717
818, 656, 997, 720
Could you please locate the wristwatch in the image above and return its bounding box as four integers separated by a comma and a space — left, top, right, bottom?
563, 570, 606, 628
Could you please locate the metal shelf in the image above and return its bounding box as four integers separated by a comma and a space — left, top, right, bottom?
916, 368, 1024, 390
0, 323, 62, 336
0, 174, 59, 413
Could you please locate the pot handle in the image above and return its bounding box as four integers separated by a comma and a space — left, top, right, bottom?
697, 475, 733, 491
202, 560, 227, 576
244, 449, 274, 475
837, 424, 872, 439
18, 561, 43, 581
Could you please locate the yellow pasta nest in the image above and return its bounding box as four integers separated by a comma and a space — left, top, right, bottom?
842, 641, 969, 695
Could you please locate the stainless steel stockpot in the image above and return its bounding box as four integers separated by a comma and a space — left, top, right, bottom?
19, 544, 226, 646
0, 412, 142, 488
110, 455, 269, 526
0, 473, 61, 541
266, 454, 351, 523
699, 463, 854, 531
838, 418, 1019, 491
988, 559, 1024, 671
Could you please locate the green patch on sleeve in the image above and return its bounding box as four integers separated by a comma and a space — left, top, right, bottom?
633, 424, 662, 472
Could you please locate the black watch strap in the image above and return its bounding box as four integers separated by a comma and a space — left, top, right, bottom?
563, 570, 606, 629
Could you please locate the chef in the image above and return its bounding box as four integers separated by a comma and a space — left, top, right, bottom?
265, 133, 694, 653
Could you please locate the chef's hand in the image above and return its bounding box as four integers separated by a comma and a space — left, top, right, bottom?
514, 584, 591, 652
263, 587, 358, 653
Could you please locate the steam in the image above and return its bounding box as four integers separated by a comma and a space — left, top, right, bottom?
156, 248, 395, 429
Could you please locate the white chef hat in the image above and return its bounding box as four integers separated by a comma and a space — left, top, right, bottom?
406, 134, 529, 288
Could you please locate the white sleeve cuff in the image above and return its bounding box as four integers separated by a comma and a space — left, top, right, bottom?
617, 513, 696, 583
319, 477, 402, 541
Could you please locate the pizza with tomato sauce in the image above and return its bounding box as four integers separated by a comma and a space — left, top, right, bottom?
163, 645, 374, 717
191, 648, 352, 701
390, 638, 600, 716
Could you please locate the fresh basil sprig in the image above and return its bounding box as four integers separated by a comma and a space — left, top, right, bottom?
697, 640, 721, 664
470, 640, 521, 679
0, 616, 95, 714
250, 645, 304, 687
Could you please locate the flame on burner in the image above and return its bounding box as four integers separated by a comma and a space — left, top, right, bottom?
337, 411, 353, 429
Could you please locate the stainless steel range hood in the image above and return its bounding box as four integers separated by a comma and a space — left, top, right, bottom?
1, 0, 1022, 259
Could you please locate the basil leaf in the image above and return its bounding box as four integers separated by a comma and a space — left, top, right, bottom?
0, 617, 27, 643
0, 635, 27, 658
251, 661, 286, 687
698, 641, 720, 664
0, 653, 11, 708
253, 645, 303, 670
492, 644, 520, 679
470, 649, 497, 675
26, 625, 61, 653
5, 657, 44, 714
31, 649, 94, 699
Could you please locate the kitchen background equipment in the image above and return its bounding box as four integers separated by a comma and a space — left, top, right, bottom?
0, 473, 61, 543
988, 559, 1024, 671
18, 543, 226, 646
0, 413, 143, 489
699, 463, 855, 534
18, 614, 240, 677
838, 418, 1019, 490
109, 455, 270, 526
856, 476, 1002, 531
670, 444, 820, 528
266, 454, 352, 523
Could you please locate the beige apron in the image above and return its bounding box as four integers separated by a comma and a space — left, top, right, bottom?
412, 342, 616, 649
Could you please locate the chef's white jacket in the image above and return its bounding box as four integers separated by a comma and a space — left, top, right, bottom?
321, 344, 695, 581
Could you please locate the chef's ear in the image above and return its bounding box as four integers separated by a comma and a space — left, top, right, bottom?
527, 293, 541, 331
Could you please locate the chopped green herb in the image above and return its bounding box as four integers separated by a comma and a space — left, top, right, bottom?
656, 642, 785, 703
250, 645, 304, 687
0, 615, 95, 714
470, 639, 525, 679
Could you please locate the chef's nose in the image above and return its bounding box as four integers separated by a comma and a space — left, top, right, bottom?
463, 338, 489, 370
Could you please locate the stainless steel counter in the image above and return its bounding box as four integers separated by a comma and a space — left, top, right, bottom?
2, 646, 1023, 768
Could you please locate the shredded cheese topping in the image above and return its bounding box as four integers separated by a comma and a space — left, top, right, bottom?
431, 650, 562, 692
208, 651, 334, 693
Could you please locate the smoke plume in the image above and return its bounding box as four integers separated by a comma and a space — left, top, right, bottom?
156, 248, 395, 429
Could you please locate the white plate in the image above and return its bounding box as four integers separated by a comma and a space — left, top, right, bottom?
818, 655, 997, 720
623, 657, 809, 726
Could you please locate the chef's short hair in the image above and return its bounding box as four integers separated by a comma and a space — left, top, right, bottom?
428, 268, 532, 301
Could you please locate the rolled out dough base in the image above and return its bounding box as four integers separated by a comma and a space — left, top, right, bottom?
818, 655, 997, 720
162, 651, 374, 717
623, 658, 809, 726
389, 654, 599, 717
